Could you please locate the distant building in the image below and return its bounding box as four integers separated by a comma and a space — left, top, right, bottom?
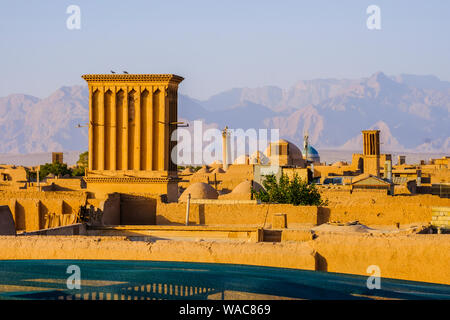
265, 139, 305, 167
351, 174, 394, 195
52, 152, 64, 164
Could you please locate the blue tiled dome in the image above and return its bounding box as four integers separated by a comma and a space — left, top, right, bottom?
302, 145, 320, 162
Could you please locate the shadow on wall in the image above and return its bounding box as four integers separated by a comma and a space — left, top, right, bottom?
317, 207, 331, 225
315, 252, 328, 272
199, 204, 205, 225
120, 195, 157, 225
154, 216, 185, 226
155, 204, 205, 226
0, 206, 16, 235
14, 202, 26, 230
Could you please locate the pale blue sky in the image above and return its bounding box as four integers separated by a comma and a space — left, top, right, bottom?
0, 0, 449, 99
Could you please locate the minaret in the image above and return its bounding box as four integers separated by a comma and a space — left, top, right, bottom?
222, 126, 229, 171
303, 131, 309, 164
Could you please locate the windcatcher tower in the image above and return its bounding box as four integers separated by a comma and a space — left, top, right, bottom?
82, 74, 184, 201
362, 130, 380, 177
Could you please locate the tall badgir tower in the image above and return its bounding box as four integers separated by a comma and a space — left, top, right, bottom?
82, 74, 184, 203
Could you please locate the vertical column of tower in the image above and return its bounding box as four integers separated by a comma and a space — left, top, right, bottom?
92, 89, 100, 170
363, 132, 367, 155
147, 87, 153, 170
127, 90, 135, 170
375, 131, 380, 155
372, 133, 376, 155
98, 88, 105, 170
88, 87, 94, 170
371, 133, 374, 154
110, 88, 117, 171
161, 86, 169, 171
116, 89, 124, 170
123, 87, 129, 170
104, 90, 112, 170
152, 88, 160, 170
140, 89, 149, 170
134, 88, 141, 170
168, 86, 177, 172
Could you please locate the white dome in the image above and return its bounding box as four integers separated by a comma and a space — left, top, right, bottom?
233, 154, 250, 165
249, 151, 269, 165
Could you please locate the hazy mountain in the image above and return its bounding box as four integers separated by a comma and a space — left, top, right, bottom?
0, 72, 448, 154
0, 86, 89, 153
0, 94, 40, 153
339, 121, 406, 152
200, 86, 283, 112
183, 72, 449, 153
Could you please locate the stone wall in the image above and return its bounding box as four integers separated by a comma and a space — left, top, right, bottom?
431, 207, 450, 231
0, 191, 87, 232
155, 194, 448, 228
320, 191, 450, 226
3, 188, 449, 232
156, 202, 319, 227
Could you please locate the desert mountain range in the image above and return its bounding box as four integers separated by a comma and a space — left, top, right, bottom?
0, 72, 448, 154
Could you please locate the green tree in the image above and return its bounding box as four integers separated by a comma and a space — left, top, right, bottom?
252, 173, 327, 206
39, 162, 72, 180
77, 151, 88, 167
72, 151, 88, 176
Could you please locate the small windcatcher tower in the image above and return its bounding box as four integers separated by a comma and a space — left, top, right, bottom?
362, 130, 381, 177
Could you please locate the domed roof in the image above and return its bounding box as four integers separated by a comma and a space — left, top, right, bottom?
302, 145, 319, 156
332, 161, 348, 167
196, 165, 210, 174
233, 154, 250, 165
264, 139, 304, 166
249, 151, 269, 165
302, 145, 320, 162
179, 182, 219, 201
212, 167, 225, 174
181, 167, 195, 174
231, 180, 264, 194
264, 139, 302, 158
210, 160, 222, 165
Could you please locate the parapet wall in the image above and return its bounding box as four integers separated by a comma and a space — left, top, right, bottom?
0, 232, 449, 285
0, 236, 316, 271
311, 233, 450, 285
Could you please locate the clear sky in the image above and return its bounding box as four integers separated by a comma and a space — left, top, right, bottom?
0, 0, 449, 100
